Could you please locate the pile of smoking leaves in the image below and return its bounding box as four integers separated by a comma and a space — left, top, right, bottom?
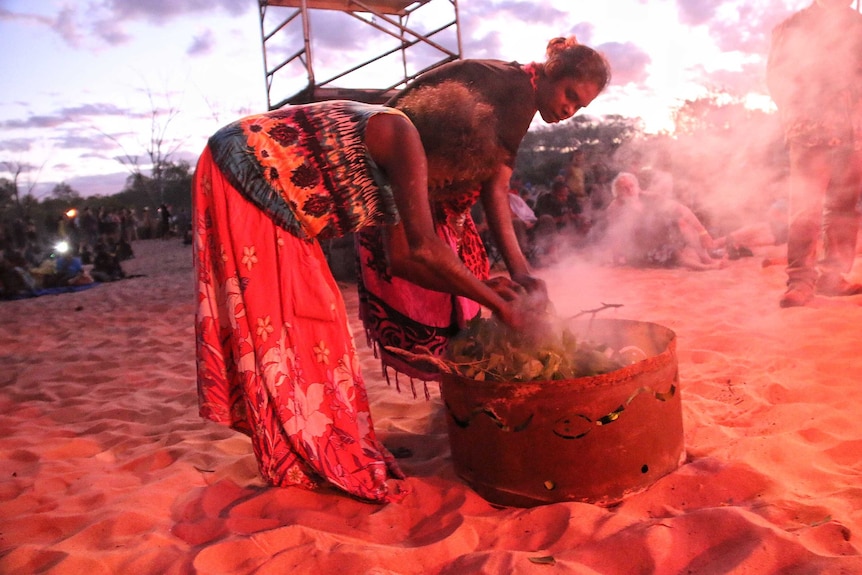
445, 314, 629, 382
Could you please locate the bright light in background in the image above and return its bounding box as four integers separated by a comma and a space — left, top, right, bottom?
743, 92, 776, 113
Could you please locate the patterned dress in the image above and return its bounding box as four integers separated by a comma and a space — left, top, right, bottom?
193, 102, 406, 503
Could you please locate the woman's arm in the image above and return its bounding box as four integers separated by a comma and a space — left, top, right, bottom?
480, 165, 547, 297
481, 165, 528, 275
365, 112, 527, 326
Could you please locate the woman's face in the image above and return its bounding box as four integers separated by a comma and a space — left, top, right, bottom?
536, 77, 602, 124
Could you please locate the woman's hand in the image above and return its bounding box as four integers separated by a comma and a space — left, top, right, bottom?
483, 276, 525, 301
491, 298, 533, 330
511, 272, 548, 303
368, 114, 546, 325
486, 276, 553, 329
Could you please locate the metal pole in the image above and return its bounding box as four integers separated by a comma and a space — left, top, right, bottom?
258, 1, 270, 109
453, 0, 463, 60
400, 13, 408, 82
301, 0, 315, 91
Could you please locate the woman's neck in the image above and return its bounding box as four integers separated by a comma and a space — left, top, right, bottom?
522, 62, 542, 92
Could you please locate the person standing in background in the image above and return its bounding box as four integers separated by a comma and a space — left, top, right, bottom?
564, 148, 588, 205
767, 0, 862, 307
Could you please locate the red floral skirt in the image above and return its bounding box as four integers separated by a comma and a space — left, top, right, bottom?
192, 146, 404, 503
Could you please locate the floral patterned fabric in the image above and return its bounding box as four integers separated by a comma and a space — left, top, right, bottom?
207, 102, 401, 240
193, 103, 406, 503
356, 187, 489, 388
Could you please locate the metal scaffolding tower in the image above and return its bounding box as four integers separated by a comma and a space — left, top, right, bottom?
258, 0, 462, 109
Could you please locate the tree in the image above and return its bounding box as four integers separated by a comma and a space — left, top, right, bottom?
1, 161, 24, 213
98, 85, 187, 207
515, 115, 643, 184
51, 182, 81, 203
0, 160, 45, 217
115, 160, 192, 211
668, 91, 786, 232
0, 177, 15, 209
159, 160, 193, 209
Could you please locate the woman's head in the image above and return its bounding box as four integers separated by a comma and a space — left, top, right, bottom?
611, 172, 641, 203
534, 36, 611, 124
397, 81, 503, 188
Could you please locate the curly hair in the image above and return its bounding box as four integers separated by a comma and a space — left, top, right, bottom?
396, 80, 503, 185
543, 36, 612, 91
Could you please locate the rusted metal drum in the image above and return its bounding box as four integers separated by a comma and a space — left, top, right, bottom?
440, 318, 684, 507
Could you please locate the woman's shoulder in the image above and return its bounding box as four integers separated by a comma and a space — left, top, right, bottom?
396, 59, 528, 92
453, 59, 529, 86
429, 57, 518, 72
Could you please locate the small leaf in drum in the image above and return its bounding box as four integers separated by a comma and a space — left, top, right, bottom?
446, 315, 626, 382
528, 555, 556, 565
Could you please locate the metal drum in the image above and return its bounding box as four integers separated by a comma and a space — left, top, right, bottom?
440, 318, 685, 507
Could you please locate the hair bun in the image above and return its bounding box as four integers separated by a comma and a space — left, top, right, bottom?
546, 35, 579, 56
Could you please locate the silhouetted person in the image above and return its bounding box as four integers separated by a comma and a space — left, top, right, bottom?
90, 242, 126, 282
157, 204, 172, 239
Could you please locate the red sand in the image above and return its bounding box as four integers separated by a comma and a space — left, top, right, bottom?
1, 238, 861, 574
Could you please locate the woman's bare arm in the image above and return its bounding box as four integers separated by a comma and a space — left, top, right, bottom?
480, 164, 547, 297
364, 112, 527, 326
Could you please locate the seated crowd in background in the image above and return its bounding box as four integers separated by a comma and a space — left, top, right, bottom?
482, 147, 794, 273
0, 202, 189, 299
589, 172, 725, 271
495, 171, 597, 269
1, 237, 127, 300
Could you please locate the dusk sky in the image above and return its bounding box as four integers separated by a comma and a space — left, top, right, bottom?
0, 0, 834, 199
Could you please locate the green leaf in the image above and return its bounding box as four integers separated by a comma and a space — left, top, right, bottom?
444, 316, 625, 383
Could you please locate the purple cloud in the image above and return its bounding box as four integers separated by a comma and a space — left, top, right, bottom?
704, 2, 790, 55
676, 0, 717, 26
4, 0, 252, 48
569, 22, 596, 46
103, 0, 249, 23
55, 131, 121, 152
0, 138, 34, 153
476, 1, 569, 24
187, 29, 216, 56
1, 115, 69, 129
597, 41, 651, 86
462, 30, 506, 60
